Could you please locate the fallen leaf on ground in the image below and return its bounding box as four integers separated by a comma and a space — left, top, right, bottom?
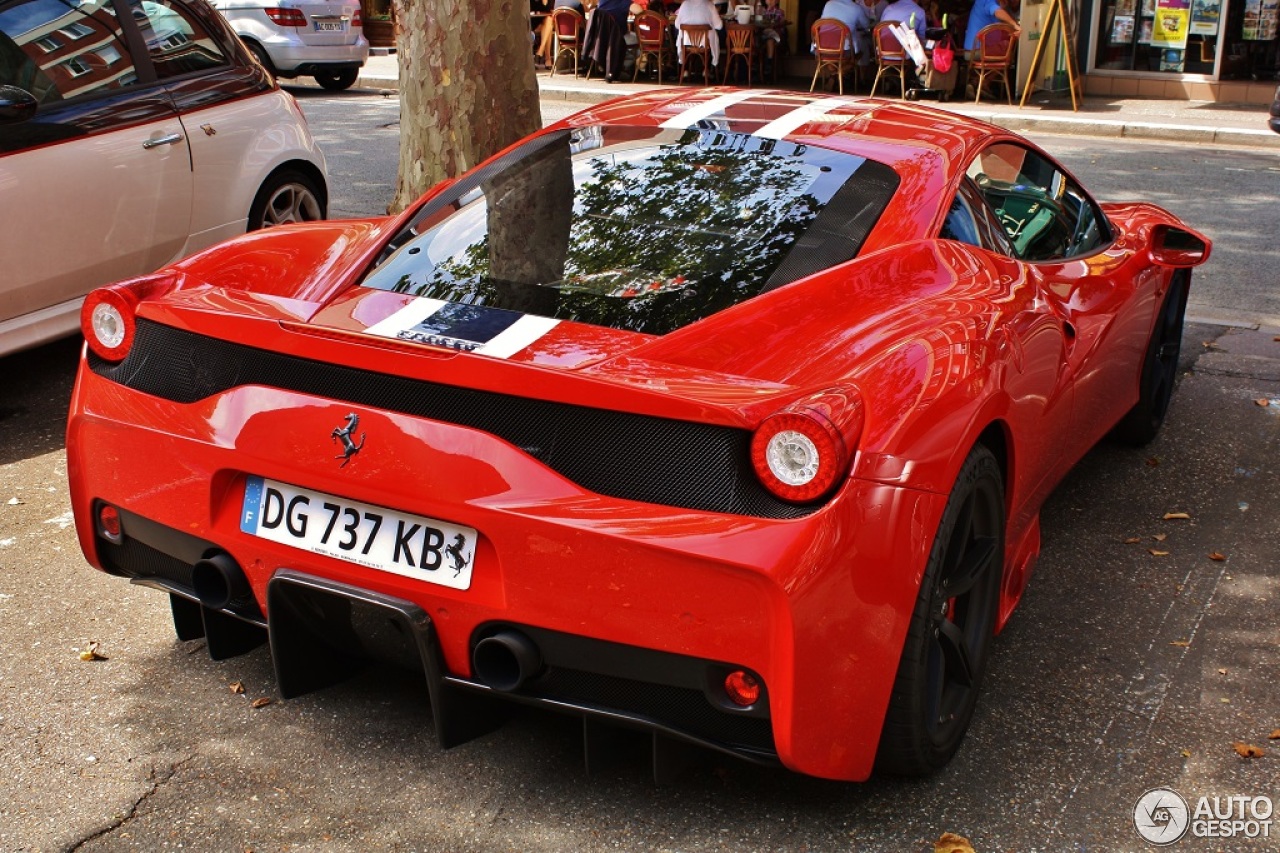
1218, 668, 1228, 675
1233, 742, 1266, 758
1269, 730, 1280, 740
1153, 533, 1168, 542
1163, 512, 1191, 520
1257, 399, 1272, 407
1149, 549, 1170, 556
1146, 457, 1161, 466
6, 497, 23, 505
1170, 640, 1190, 647
1181, 749, 1192, 758
1209, 552, 1227, 561
1123, 536, 1142, 544
935, 832, 976, 853
78, 641, 108, 662
251, 697, 272, 709
229, 681, 245, 694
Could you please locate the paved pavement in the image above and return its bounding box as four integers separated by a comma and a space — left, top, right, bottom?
356, 52, 1280, 150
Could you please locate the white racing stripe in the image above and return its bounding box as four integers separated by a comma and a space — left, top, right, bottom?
754, 96, 854, 140
658, 90, 760, 129
479, 315, 561, 358
364, 297, 448, 337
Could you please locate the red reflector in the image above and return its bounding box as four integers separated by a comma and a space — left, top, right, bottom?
724, 670, 760, 707
98, 504, 122, 541
352, 7, 361, 25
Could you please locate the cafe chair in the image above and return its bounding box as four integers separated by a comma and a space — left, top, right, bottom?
809, 18, 854, 94
633, 9, 674, 83
870, 21, 908, 99
678, 23, 714, 85
722, 22, 756, 85
970, 23, 1016, 103
549, 7, 585, 78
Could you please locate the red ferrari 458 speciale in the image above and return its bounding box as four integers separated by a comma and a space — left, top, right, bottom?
67, 89, 1210, 782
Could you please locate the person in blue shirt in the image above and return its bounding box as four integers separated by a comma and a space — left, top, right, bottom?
815, 0, 871, 58
964, 0, 1019, 50
880, 0, 926, 43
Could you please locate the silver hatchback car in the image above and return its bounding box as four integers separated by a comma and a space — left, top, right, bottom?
0, 0, 328, 358
210, 0, 368, 90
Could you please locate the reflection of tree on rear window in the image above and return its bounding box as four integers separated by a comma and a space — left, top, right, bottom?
364, 125, 900, 335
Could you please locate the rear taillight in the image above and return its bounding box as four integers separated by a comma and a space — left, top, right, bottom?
351, 7, 361, 25
264, 7, 308, 26
80, 276, 174, 362
750, 387, 864, 503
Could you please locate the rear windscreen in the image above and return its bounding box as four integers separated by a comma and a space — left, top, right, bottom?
362, 124, 898, 335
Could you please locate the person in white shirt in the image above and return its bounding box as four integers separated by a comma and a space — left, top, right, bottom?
674, 0, 724, 67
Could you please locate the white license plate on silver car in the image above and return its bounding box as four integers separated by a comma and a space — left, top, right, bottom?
240, 476, 476, 590
313, 20, 344, 30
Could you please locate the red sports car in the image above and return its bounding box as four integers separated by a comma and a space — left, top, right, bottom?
67, 90, 1209, 782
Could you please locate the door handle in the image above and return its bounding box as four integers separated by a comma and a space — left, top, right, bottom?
143, 132, 184, 149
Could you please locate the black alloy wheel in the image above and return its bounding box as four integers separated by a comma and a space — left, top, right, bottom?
876, 443, 1005, 776
247, 168, 326, 230
1112, 270, 1189, 446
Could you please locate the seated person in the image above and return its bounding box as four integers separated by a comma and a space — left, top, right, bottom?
674, 0, 723, 68
814, 0, 870, 60
760, 0, 787, 64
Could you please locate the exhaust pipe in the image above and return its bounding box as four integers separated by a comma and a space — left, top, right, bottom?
191, 551, 253, 611
473, 630, 542, 692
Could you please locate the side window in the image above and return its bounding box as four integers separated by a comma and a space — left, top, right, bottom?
128, 0, 226, 78
966, 142, 1112, 262
0, 0, 139, 104
940, 176, 1017, 257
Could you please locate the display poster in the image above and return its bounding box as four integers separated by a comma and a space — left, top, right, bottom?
1112, 14, 1136, 40
1152, 0, 1190, 47
1239, 0, 1277, 38
1188, 0, 1220, 35
1139, 17, 1154, 40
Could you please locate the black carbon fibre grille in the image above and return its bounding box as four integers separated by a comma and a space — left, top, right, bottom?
98, 535, 194, 588
530, 667, 774, 752
89, 320, 816, 518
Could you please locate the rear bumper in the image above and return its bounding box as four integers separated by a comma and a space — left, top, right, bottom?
67, 359, 946, 781
263, 42, 368, 75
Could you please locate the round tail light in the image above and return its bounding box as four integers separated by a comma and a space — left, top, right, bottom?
750, 387, 864, 503
80, 276, 174, 362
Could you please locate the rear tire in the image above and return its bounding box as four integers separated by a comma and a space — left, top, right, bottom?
875, 444, 1004, 776
246, 41, 275, 76
314, 68, 359, 90
247, 169, 325, 230
1112, 271, 1189, 446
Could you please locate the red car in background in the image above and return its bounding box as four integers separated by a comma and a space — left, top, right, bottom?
67, 90, 1209, 782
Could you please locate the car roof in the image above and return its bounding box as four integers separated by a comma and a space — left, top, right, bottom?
558, 89, 1005, 188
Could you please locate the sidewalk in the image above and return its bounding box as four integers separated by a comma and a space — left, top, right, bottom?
356, 52, 1280, 150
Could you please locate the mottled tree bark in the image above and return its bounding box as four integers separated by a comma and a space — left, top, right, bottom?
389, 0, 542, 213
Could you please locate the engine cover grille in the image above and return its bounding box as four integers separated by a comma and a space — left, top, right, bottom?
90, 319, 817, 519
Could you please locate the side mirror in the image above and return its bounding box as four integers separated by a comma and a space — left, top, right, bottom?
1149, 224, 1210, 268
0, 85, 38, 124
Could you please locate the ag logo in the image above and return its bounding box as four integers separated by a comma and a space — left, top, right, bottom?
1134, 787, 1190, 845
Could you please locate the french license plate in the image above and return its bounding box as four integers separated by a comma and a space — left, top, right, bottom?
313, 20, 344, 30
240, 476, 476, 590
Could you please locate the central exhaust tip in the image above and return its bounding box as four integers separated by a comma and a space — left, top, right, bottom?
191, 551, 251, 611
473, 630, 542, 693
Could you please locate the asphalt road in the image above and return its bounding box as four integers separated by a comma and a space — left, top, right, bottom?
1, 89, 1278, 853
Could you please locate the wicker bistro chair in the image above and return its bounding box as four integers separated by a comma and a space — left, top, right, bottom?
869, 21, 908, 98
722, 22, 756, 85
809, 18, 854, 94
633, 9, 675, 83
549, 7, 585, 77
970, 22, 1016, 103
678, 23, 714, 84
